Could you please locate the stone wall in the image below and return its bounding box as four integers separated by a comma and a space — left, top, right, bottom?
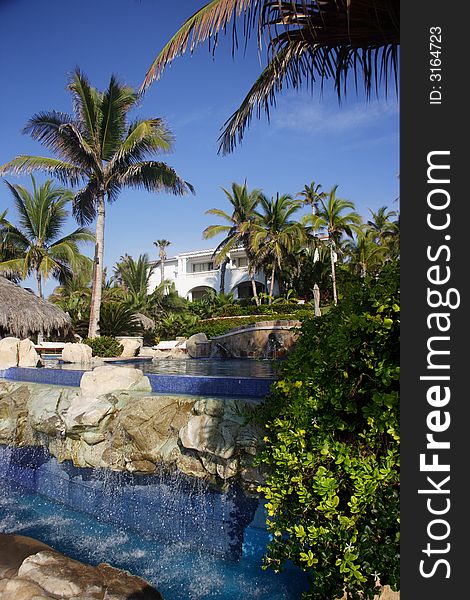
211, 320, 300, 359
0, 367, 265, 491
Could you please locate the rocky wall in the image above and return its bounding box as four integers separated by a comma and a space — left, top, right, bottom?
0, 365, 266, 492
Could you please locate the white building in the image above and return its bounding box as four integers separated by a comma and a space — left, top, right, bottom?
148, 248, 277, 301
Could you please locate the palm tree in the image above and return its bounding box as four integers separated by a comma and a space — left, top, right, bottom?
142, 0, 399, 153
344, 232, 386, 278
0, 177, 94, 298
154, 239, 171, 286
252, 193, 305, 303
366, 205, 399, 259
298, 181, 326, 220
316, 186, 361, 304
112, 253, 156, 309
203, 181, 263, 304
0, 69, 194, 337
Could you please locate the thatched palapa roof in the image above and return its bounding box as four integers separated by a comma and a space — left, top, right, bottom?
0, 276, 71, 339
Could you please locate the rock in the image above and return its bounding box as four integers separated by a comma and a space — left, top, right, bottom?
28, 386, 77, 437
139, 346, 156, 357
118, 395, 193, 462
186, 333, 210, 358
0, 337, 20, 368
126, 459, 156, 474
217, 457, 239, 480
179, 414, 236, 459
17, 339, 41, 368
176, 451, 208, 479
152, 347, 188, 361
0, 385, 32, 444
0, 534, 163, 599
61, 343, 92, 365
119, 338, 141, 358
64, 395, 115, 434
79, 365, 151, 397
193, 398, 225, 418
236, 423, 264, 455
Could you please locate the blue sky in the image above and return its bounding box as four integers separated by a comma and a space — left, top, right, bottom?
0, 0, 399, 295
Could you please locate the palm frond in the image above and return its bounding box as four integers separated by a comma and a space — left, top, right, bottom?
72, 179, 100, 226
0, 156, 83, 186
117, 161, 194, 196
100, 75, 138, 161
68, 69, 101, 143
22, 111, 97, 170
141, 0, 261, 90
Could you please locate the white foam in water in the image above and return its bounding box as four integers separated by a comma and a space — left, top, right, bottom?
0, 446, 307, 599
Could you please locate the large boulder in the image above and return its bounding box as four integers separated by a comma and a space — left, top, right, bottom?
18, 339, 41, 368
185, 333, 211, 358
119, 338, 141, 358
0, 534, 163, 600
61, 343, 92, 365
0, 337, 20, 369
79, 365, 151, 397
118, 395, 193, 462
0, 384, 32, 444
28, 386, 78, 437
179, 414, 238, 459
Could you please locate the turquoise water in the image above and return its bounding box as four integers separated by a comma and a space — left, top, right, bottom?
0, 446, 308, 599
44, 358, 278, 378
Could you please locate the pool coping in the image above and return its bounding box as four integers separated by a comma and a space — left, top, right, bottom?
0, 366, 275, 398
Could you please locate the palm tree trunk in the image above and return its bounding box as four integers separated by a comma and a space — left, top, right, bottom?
250, 275, 260, 306
160, 252, 165, 287
88, 193, 105, 338
269, 263, 276, 304
36, 271, 43, 299
220, 258, 228, 294
330, 243, 338, 305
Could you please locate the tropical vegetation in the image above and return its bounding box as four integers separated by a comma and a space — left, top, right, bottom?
0, 69, 193, 338
258, 262, 400, 599
142, 0, 400, 153
0, 176, 93, 297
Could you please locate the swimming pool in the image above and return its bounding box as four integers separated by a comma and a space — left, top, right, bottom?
43, 357, 278, 378
0, 445, 308, 599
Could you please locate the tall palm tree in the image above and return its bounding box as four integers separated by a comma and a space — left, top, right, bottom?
316, 186, 361, 304
0, 69, 194, 337
0, 177, 94, 298
142, 0, 399, 153
252, 193, 305, 303
154, 239, 171, 286
203, 181, 263, 304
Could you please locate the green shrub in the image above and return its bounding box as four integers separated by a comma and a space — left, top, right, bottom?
99, 302, 142, 337
257, 263, 400, 599
83, 336, 123, 357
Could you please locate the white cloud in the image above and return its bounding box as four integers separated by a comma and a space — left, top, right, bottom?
272, 96, 399, 135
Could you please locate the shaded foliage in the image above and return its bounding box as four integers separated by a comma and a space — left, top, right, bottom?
257, 262, 400, 599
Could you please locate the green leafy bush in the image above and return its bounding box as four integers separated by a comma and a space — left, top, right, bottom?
83, 336, 123, 357
257, 263, 400, 599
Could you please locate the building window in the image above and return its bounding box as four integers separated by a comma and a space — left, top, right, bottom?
192, 262, 214, 272
237, 257, 248, 268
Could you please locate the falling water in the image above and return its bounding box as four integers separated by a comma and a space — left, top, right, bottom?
0, 444, 308, 599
